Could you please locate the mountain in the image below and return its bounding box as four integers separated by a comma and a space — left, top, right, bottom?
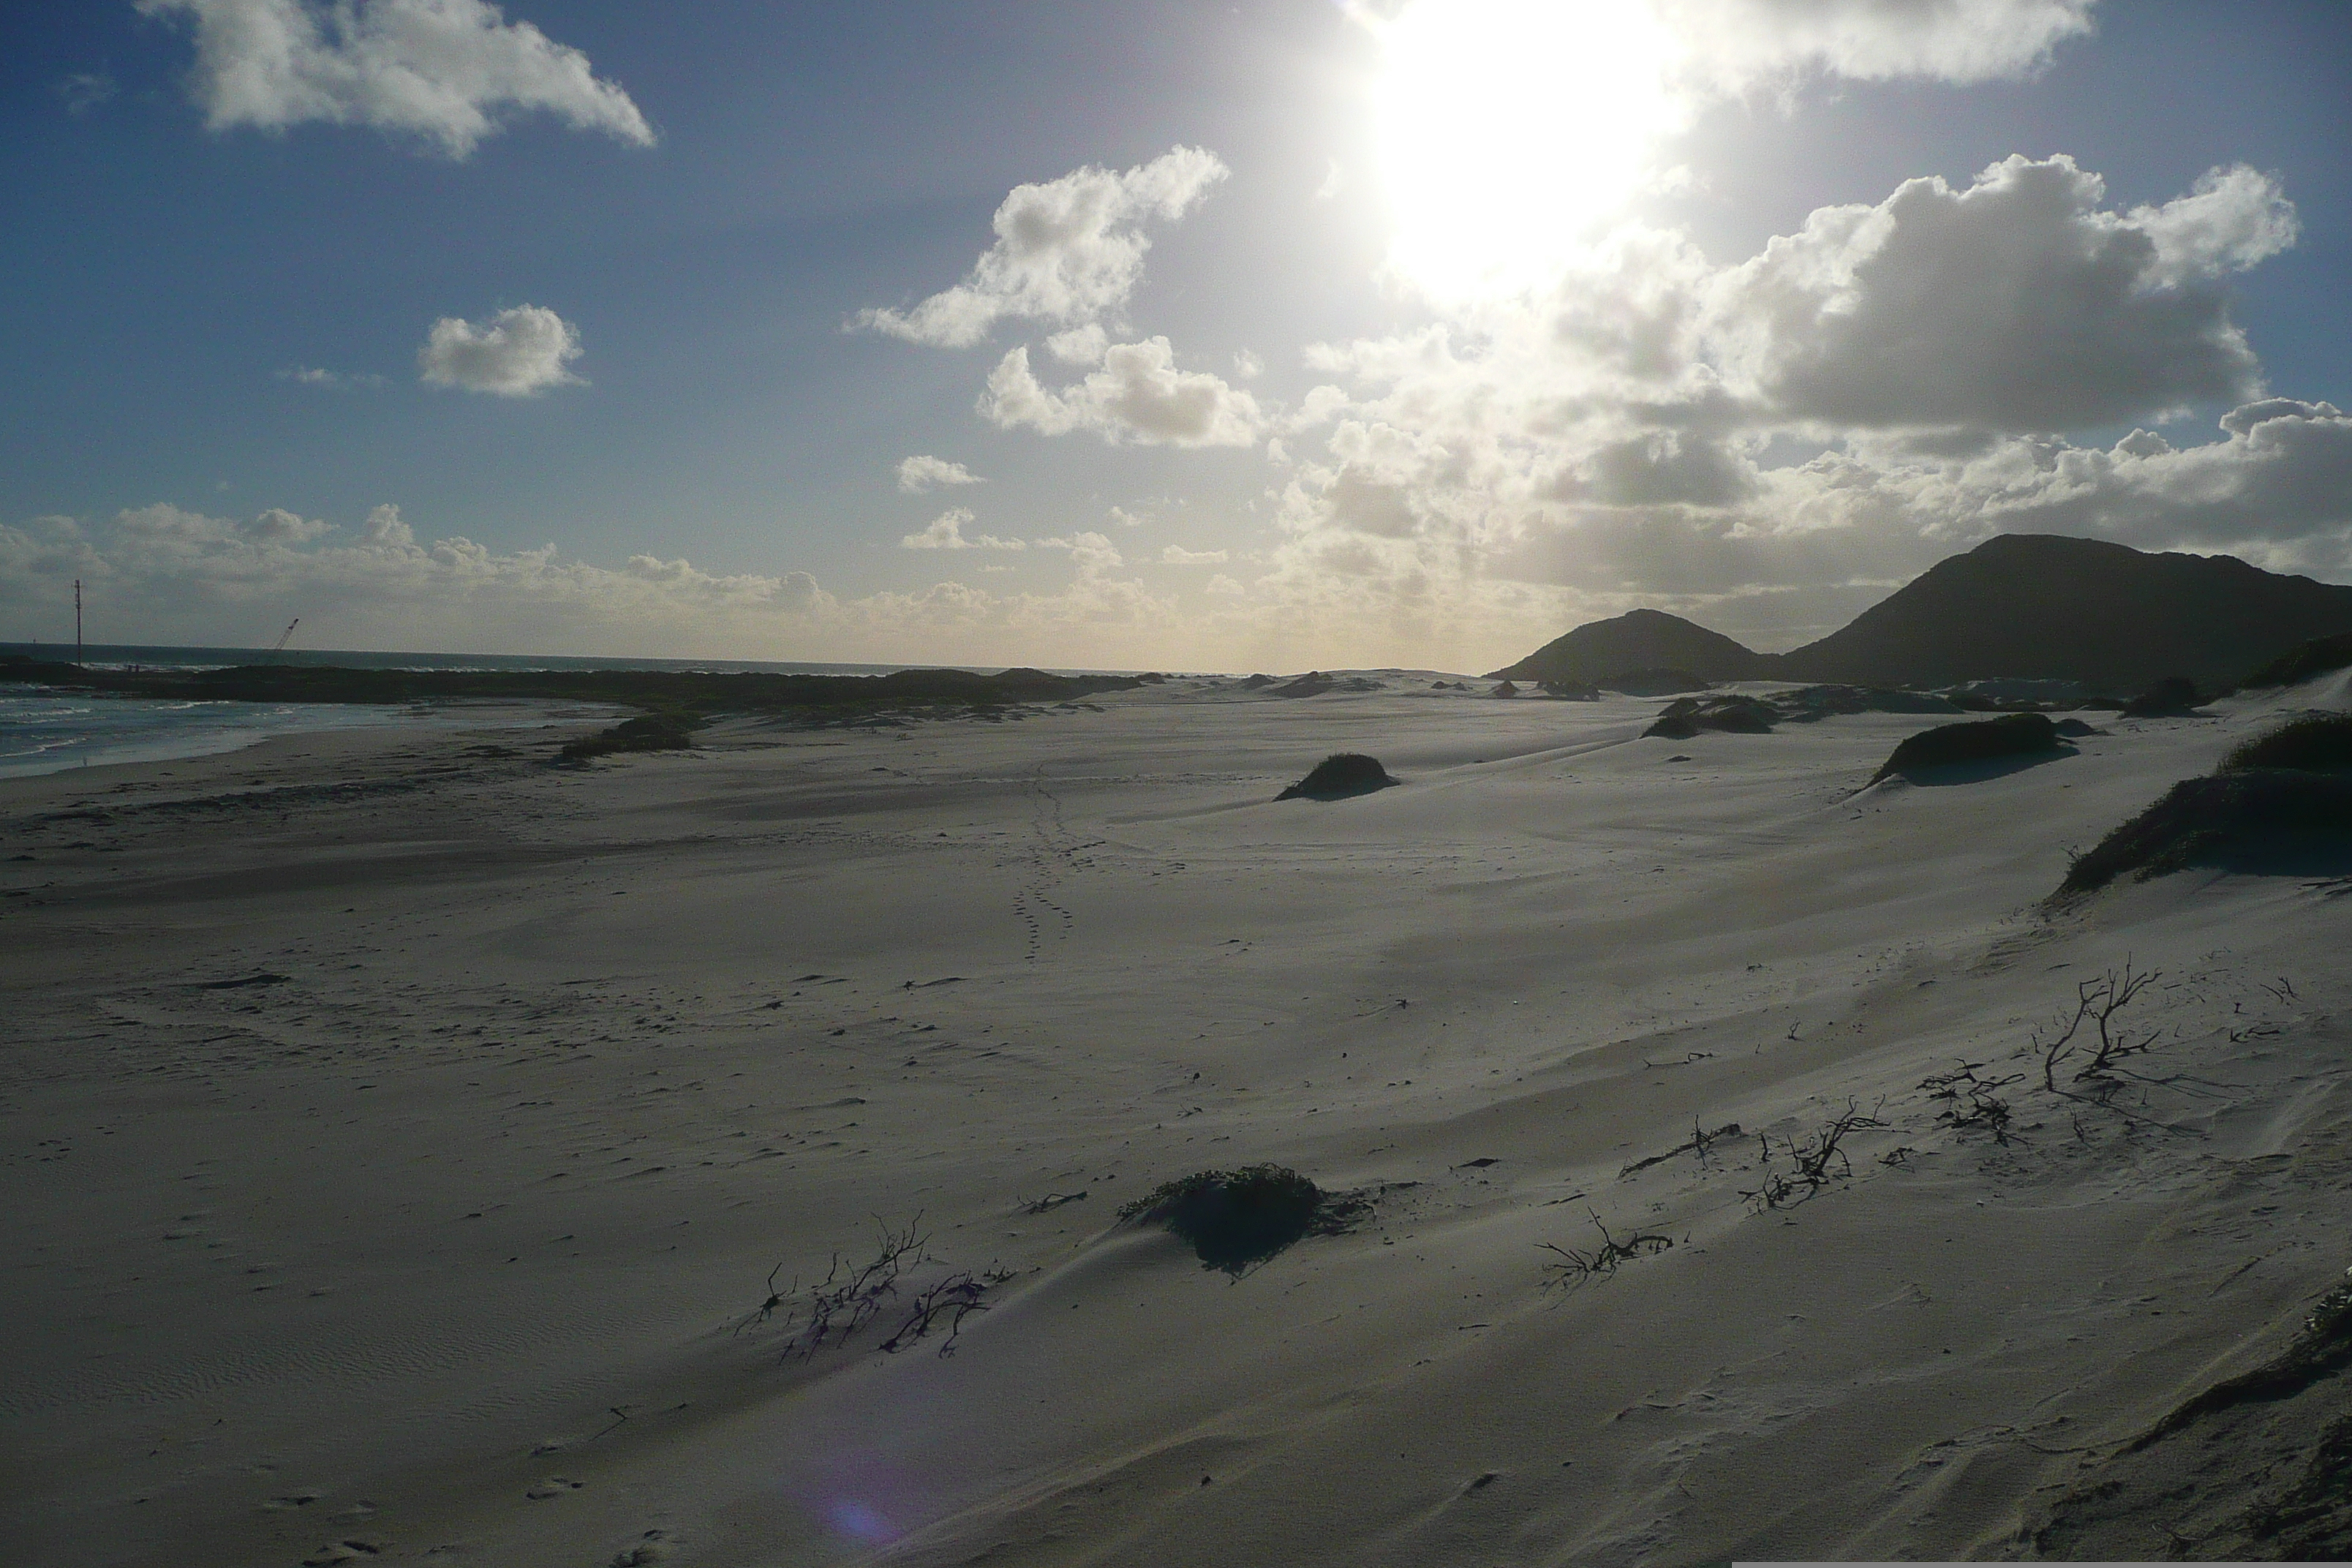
1485, 536, 2352, 695
1778, 535, 2352, 691
1484, 607, 1775, 684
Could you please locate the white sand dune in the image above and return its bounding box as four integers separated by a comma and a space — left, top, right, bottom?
5, 676, 2349, 1565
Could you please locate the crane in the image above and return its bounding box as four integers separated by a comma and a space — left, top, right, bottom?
269, 618, 300, 659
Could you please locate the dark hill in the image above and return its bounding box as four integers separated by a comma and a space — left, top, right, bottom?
1485, 608, 1774, 684
1486, 536, 2352, 696
1778, 535, 2352, 692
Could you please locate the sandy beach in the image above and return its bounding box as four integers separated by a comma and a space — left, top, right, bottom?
7, 674, 2351, 1566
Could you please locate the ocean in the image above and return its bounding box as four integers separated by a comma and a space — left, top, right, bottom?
0, 691, 427, 779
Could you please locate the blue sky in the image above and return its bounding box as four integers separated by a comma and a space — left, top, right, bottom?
4, 1, 2348, 668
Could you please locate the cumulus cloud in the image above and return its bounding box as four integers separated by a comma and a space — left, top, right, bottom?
981, 338, 1264, 448
359, 502, 413, 546
135, 0, 654, 158
1034, 531, 1124, 570
117, 502, 331, 543
1223, 132, 2341, 670
418, 304, 583, 395
1, 498, 1222, 667
1160, 545, 1230, 565
854, 146, 1228, 348
1708, 154, 2295, 431
895, 455, 983, 494
900, 508, 1025, 551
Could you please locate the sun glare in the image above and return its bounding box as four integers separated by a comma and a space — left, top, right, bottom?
1371, 0, 1686, 300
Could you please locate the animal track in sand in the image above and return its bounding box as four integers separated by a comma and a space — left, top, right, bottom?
1011, 772, 1083, 962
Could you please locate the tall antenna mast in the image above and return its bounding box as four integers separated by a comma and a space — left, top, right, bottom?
75, 579, 83, 665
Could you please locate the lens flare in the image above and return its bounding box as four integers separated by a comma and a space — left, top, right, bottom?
1371, 0, 1688, 299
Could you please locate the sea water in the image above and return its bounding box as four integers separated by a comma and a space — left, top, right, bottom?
0, 693, 422, 780
0, 644, 1139, 780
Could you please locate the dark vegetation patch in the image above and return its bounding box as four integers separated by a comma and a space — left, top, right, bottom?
559, 713, 700, 763
1490, 680, 1520, 698
2236, 630, 2352, 691
2059, 770, 2352, 894
2121, 674, 2204, 717
1536, 679, 1600, 699
1643, 694, 1776, 739
1276, 753, 1397, 802
1272, 671, 1334, 697
1869, 712, 2062, 782
2222, 712, 2352, 773
0, 655, 1142, 725
1117, 1164, 1362, 1273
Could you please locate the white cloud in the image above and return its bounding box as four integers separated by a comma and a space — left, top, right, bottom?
895, 455, 984, 494
853, 146, 1228, 348
1232, 349, 1264, 380
57, 72, 118, 115
0, 502, 1215, 668
116, 501, 330, 544
1658, 0, 2098, 90
1107, 506, 1147, 529
981, 338, 1264, 448
1160, 545, 1230, 565
1205, 573, 1246, 596
135, 0, 654, 159
900, 508, 1025, 551
1045, 323, 1110, 365
277, 365, 385, 389
359, 503, 414, 546
1033, 531, 1123, 570
418, 304, 583, 396
1706, 154, 2296, 431
2130, 163, 2303, 287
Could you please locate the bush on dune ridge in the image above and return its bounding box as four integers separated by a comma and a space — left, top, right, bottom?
1276, 753, 1396, 801
1871, 712, 2062, 783
2234, 630, 2352, 692
2062, 710, 2352, 894
2061, 771, 2352, 895
1119, 1165, 1349, 1273
559, 713, 700, 762
2221, 713, 2352, 774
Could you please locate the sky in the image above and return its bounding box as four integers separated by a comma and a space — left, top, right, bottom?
3, 0, 2349, 671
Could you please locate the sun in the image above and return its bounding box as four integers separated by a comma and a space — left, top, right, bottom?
1370, 0, 1687, 300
